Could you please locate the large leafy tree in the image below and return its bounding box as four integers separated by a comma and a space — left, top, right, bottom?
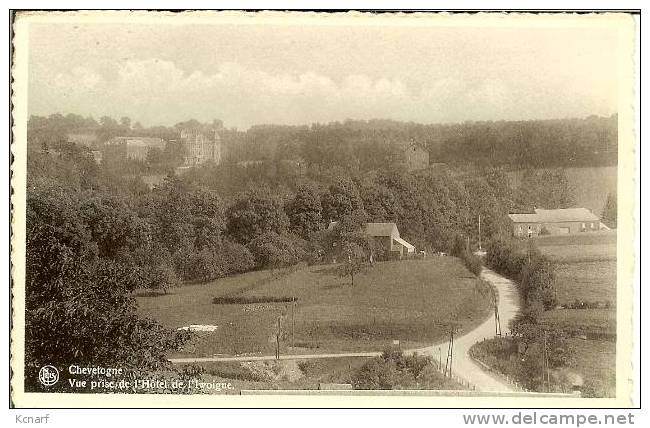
286, 182, 323, 239
358, 178, 400, 223
321, 177, 365, 223
188, 188, 226, 251
25, 187, 187, 392
78, 194, 151, 258
226, 186, 290, 244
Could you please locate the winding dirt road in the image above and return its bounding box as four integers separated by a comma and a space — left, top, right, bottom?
170, 267, 520, 392
409, 268, 520, 392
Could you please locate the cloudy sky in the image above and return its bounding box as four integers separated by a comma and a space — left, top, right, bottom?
26, 14, 620, 129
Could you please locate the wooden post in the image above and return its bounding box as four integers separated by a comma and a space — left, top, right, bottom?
291, 296, 295, 350
478, 214, 482, 251
449, 328, 454, 377
276, 316, 281, 360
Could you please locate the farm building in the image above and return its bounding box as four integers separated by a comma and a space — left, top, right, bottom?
509, 208, 602, 237
327, 221, 416, 258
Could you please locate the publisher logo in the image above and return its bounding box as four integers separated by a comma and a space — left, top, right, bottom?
38, 365, 59, 387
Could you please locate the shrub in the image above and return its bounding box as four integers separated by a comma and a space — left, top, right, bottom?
247, 232, 307, 269
450, 234, 482, 276
352, 357, 403, 390
352, 349, 437, 390
521, 255, 557, 309
219, 239, 256, 275
463, 251, 482, 276
147, 263, 181, 294
486, 237, 557, 310
187, 248, 224, 282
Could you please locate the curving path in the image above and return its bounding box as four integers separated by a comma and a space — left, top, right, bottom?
170, 268, 520, 392
409, 268, 520, 392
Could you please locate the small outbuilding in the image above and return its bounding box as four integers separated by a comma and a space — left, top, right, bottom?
327, 221, 416, 258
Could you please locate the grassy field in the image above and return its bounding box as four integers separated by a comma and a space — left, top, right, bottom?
567, 339, 616, 397
513, 231, 617, 306
540, 309, 616, 338
535, 231, 616, 397
137, 257, 492, 357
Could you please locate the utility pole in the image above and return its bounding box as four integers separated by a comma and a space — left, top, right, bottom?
478, 214, 482, 251
494, 292, 502, 336
291, 296, 296, 350
276, 316, 282, 360
444, 326, 455, 378
543, 330, 550, 392
449, 328, 454, 377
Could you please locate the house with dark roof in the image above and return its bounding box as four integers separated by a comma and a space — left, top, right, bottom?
327, 221, 416, 258
508, 208, 602, 237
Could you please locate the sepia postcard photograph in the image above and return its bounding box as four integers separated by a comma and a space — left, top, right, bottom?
9, 9, 639, 410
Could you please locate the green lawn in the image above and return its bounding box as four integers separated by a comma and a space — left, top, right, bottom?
518, 231, 617, 306
527, 231, 616, 397
137, 258, 492, 357
554, 260, 616, 305
568, 339, 616, 397
530, 230, 617, 263
540, 309, 616, 338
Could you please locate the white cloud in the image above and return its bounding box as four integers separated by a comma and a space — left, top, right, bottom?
29, 58, 615, 129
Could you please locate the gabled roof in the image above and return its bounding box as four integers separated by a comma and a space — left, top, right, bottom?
364, 222, 398, 237
327, 221, 399, 238
508, 208, 600, 224
394, 236, 415, 250
534, 208, 599, 223
508, 213, 540, 223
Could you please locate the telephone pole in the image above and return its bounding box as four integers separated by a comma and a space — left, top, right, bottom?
478, 214, 482, 251
444, 326, 455, 378
494, 292, 502, 336
276, 316, 282, 360
543, 330, 550, 392
291, 296, 296, 350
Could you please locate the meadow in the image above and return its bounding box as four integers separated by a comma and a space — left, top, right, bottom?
538, 231, 616, 396
516, 231, 617, 306
137, 257, 492, 357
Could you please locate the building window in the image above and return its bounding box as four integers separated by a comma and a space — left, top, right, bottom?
581, 222, 586, 231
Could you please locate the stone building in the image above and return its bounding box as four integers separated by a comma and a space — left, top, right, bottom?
404, 140, 429, 171
180, 129, 221, 166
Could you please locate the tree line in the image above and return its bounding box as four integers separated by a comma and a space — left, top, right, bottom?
28, 113, 617, 173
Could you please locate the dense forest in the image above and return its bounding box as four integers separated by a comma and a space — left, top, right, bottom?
28, 113, 617, 170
